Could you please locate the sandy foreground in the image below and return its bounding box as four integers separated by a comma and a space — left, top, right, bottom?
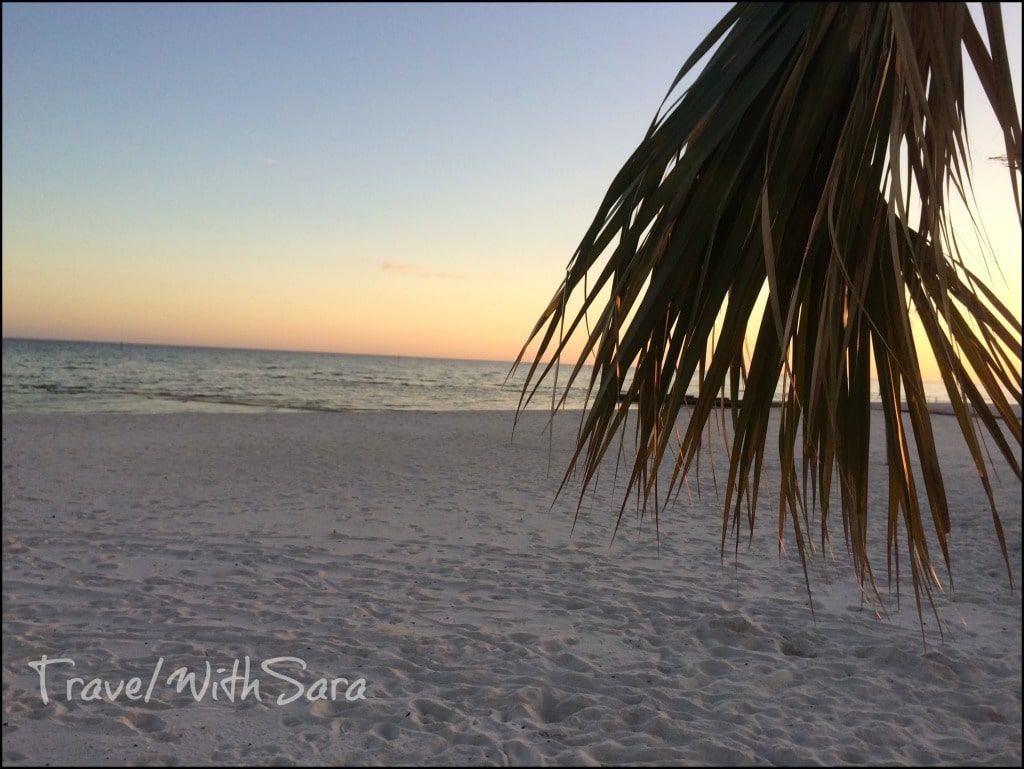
2, 409, 1021, 766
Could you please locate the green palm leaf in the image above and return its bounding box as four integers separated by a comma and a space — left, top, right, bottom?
513, 2, 1022, 629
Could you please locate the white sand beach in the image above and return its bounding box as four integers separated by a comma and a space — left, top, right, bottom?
2, 409, 1021, 766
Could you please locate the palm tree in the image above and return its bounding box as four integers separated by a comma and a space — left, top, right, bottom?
513, 2, 1021, 627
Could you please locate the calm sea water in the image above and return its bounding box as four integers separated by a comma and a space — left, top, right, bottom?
1, 338, 596, 414
3, 338, 956, 415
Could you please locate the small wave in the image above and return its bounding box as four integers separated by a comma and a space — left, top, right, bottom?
29, 383, 92, 395
144, 391, 353, 414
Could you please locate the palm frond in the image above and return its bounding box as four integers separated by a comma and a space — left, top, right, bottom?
513, 2, 1022, 626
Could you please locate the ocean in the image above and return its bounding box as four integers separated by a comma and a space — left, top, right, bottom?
1, 338, 592, 414
3, 338, 958, 415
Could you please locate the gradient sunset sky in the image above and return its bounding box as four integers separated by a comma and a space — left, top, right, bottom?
3, 3, 1021, 368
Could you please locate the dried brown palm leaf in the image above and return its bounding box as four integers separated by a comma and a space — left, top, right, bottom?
513, 2, 1022, 632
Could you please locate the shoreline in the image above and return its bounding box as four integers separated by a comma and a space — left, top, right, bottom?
3, 410, 1021, 765
4, 395, 1020, 419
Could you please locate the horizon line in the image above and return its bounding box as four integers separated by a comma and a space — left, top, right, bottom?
1, 335, 527, 368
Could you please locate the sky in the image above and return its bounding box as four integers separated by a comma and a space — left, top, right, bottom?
2, 3, 1021, 370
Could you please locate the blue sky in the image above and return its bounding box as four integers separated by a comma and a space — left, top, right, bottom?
2, 2, 1020, 365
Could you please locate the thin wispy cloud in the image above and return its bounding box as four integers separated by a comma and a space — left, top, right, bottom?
381, 260, 468, 280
